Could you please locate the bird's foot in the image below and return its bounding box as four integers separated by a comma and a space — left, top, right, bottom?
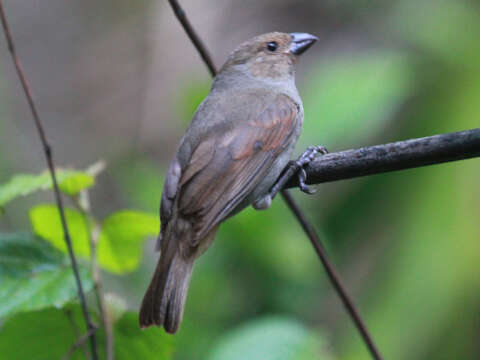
295, 145, 328, 194
268, 145, 328, 199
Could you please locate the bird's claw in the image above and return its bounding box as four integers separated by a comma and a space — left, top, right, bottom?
295, 145, 328, 195
266, 145, 328, 202
298, 168, 317, 194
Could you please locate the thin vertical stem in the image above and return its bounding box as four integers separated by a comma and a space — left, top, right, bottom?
0, 2, 98, 359
76, 191, 114, 360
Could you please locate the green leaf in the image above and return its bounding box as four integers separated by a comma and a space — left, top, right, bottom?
0, 163, 103, 208
0, 306, 175, 360
208, 317, 331, 360
300, 52, 412, 150
29, 205, 91, 258
0, 306, 87, 360
97, 210, 159, 274
29, 205, 159, 274
58, 172, 94, 195
0, 232, 92, 319
115, 312, 175, 359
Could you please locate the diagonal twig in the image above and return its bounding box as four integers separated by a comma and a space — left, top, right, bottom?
61, 325, 98, 360
0, 2, 98, 360
280, 192, 383, 358
166, 1, 383, 359
168, 0, 216, 77
65, 309, 91, 360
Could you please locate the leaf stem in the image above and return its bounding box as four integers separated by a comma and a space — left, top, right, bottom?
74, 192, 114, 360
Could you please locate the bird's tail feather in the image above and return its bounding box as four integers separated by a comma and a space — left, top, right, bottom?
139, 237, 194, 333
139, 222, 219, 333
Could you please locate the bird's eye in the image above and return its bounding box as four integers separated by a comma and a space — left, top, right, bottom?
266, 41, 278, 52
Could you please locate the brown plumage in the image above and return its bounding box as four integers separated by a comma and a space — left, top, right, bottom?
139, 32, 317, 333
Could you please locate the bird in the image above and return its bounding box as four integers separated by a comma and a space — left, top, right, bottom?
139, 32, 319, 333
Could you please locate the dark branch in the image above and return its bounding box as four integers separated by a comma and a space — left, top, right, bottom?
0, 2, 98, 359
167, 1, 383, 359
168, 0, 217, 77
286, 128, 480, 188
281, 192, 383, 358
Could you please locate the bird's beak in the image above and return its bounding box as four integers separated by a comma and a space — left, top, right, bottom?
289, 32, 318, 56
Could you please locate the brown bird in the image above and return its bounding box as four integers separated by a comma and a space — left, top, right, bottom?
139, 32, 320, 333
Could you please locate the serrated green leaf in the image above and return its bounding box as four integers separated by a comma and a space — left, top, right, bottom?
299, 52, 412, 150
0, 232, 92, 319
29, 205, 91, 258
97, 210, 159, 274
0, 167, 96, 208
208, 317, 331, 360
0, 306, 175, 360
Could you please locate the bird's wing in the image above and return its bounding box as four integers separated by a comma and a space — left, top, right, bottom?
176, 93, 299, 245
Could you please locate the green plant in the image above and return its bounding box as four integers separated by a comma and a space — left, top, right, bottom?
0, 162, 174, 359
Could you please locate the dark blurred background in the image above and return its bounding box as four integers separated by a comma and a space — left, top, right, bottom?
1, 0, 480, 359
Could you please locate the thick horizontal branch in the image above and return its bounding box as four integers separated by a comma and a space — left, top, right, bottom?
286, 128, 480, 188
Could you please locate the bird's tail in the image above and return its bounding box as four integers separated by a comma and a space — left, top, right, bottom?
139, 222, 218, 333
139, 236, 194, 333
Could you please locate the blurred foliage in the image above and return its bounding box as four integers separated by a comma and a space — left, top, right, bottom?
208, 317, 331, 360
0, 305, 94, 360
340, 1, 480, 358
29, 205, 158, 274
0, 167, 95, 209
30, 205, 92, 258
301, 51, 412, 149
1, 0, 480, 359
0, 305, 175, 359
115, 157, 165, 212
176, 77, 211, 127
98, 210, 159, 273
0, 232, 92, 318
0, 164, 165, 359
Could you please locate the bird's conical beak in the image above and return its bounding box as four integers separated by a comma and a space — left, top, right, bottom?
289, 32, 318, 55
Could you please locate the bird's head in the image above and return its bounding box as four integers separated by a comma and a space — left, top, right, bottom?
220, 32, 318, 81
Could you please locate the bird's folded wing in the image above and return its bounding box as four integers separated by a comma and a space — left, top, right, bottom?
177, 93, 299, 244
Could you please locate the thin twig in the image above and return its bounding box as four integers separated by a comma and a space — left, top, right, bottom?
75, 191, 114, 360
168, 0, 217, 76
166, 1, 383, 359
0, 3, 98, 360
61, 326, 98, 360
285, 128, 480, 187
281, 191, 382, 359
65, 309, 90, 360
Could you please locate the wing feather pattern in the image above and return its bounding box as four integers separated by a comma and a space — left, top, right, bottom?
173, 93, 298, 247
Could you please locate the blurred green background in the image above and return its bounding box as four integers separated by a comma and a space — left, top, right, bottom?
1, 0, 479, 359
